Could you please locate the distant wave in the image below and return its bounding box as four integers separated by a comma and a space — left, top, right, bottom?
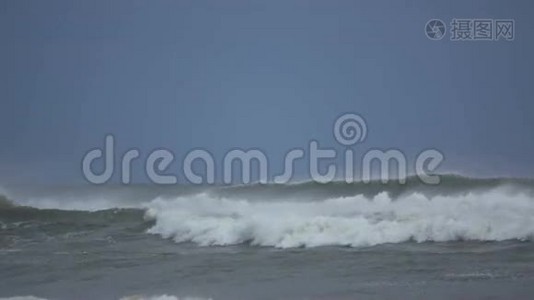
0, 194, 14, 209
2, 175, 534, 212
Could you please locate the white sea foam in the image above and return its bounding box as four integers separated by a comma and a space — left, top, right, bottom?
0, 186, 141, 211
120, 295, 212, 300
144, 189, 534, 248
0, 297, 49, 300
0, 295, 210, 300
11, 195, 140, 211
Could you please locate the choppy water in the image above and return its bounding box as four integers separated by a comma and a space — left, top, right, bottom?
1, 175, 534, 299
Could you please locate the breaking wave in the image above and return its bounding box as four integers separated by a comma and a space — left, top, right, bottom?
144, 188, 534, 248
2, 175, 534, 248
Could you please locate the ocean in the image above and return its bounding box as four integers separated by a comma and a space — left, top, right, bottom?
1, 175, 534, 299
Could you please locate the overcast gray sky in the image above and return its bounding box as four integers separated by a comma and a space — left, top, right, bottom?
1, 0, 533, 183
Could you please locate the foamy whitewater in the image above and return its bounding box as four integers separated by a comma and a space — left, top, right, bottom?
2, 176, 534, 299
143, 189, 534, 248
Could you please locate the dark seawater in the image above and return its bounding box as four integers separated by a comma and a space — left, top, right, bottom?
1, 175, 534, 300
